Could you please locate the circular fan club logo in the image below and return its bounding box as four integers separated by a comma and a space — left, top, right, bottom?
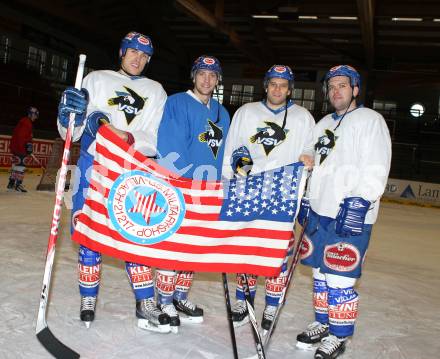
203, 57, 215, 65
108, 170, 185, 245
324, 242, 360, 272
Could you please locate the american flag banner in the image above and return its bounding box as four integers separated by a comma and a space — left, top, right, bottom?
72, 126, 305, 276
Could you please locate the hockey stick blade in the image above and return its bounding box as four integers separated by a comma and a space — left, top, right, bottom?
37, 327, 80, 359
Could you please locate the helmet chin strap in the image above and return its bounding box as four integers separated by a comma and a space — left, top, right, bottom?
213, 84, 221, 124
282, 99, 288, 130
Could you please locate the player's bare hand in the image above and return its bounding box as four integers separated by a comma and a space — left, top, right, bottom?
106, 124, 128, 142
299, 154, 314, 169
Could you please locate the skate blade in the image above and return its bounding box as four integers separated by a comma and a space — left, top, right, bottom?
137, 319, 171, 333
84, 321, 91, 329
179, 316, 203, 324
170, 326, 179, 334
296, 341, 315, 351
233, 316, 249, 328
260, 328, 268, 337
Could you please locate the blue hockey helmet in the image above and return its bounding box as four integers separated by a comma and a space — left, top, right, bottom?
324, 65, 361, 91
119, 31, 154, 59
264, 65, 294, 90
191, 55, 222, 82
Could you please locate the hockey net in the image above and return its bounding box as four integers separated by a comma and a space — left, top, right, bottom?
36, 138, 81, 191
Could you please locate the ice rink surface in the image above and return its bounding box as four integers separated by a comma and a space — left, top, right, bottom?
0, 173, 439, 359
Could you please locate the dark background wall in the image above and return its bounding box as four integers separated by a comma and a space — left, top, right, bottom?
1, 1, 439, 183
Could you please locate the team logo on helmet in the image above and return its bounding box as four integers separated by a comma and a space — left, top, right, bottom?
274, 66, 287, 73
203, 57, 215, 65
329, 65, 357, 73
249, 121, 289, 156
324, 242, 360, 272
138, 36, 150, 46
108, 170, 185, 245
198, 120, 224, 158
315, 129, 337, 164
108, 86, 147, 124
125, 32, 136, 40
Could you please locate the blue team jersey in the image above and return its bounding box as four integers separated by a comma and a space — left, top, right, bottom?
157, 91, 230, 180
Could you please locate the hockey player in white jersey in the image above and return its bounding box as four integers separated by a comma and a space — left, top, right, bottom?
296, 65, 391, 358
222, 65, 315, 331
57, 31, 171, 333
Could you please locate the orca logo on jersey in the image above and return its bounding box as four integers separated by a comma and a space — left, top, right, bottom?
249, 121, 289, 156
198, 119, 223, 158
108, 86, 147, 124
315, 129, 337, 164
108, 170, 185, 245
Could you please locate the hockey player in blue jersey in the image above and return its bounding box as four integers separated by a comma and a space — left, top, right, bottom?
57, 32, 171, 333
154, 55, 230, 333
296, 65, 391, 358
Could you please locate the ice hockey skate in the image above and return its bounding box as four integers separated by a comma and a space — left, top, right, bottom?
314, 335, 346, 359
296, 321, 329, 350
261, 304, 277, 335
15, 183, 27, 192
231, 299, 249, 328
7, 179, 15, 190
136, 298, 171, 333
173, 298, 203, 324
159, 303, 180, 334
80, 296, 97, 329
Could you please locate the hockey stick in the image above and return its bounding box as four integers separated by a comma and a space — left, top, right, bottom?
36, 54, 86, 359
241, 273, 266, 359
222, 273, 239, 359
31, 153, 46, 170
262, 169, 309, 349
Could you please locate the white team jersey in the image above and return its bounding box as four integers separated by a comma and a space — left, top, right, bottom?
222, 101, 315, 179
308, 107, 392, 224
58, 70, 167, 156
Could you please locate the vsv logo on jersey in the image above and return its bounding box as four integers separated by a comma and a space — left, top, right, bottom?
315, 129, 337, 164
198, 119, 223, 158
108, 86, 147, 124
249, 121, 289, 155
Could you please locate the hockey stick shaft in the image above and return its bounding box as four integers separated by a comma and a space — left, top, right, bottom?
263, 169, 309, 349
263, 217, 308, 349
222, 273, 239, 359
241, 274, 266, 359
36, 54, 86, 359
31, 153, 46, 170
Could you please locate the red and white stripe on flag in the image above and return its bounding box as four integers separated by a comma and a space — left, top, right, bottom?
72, 126, 296, 276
